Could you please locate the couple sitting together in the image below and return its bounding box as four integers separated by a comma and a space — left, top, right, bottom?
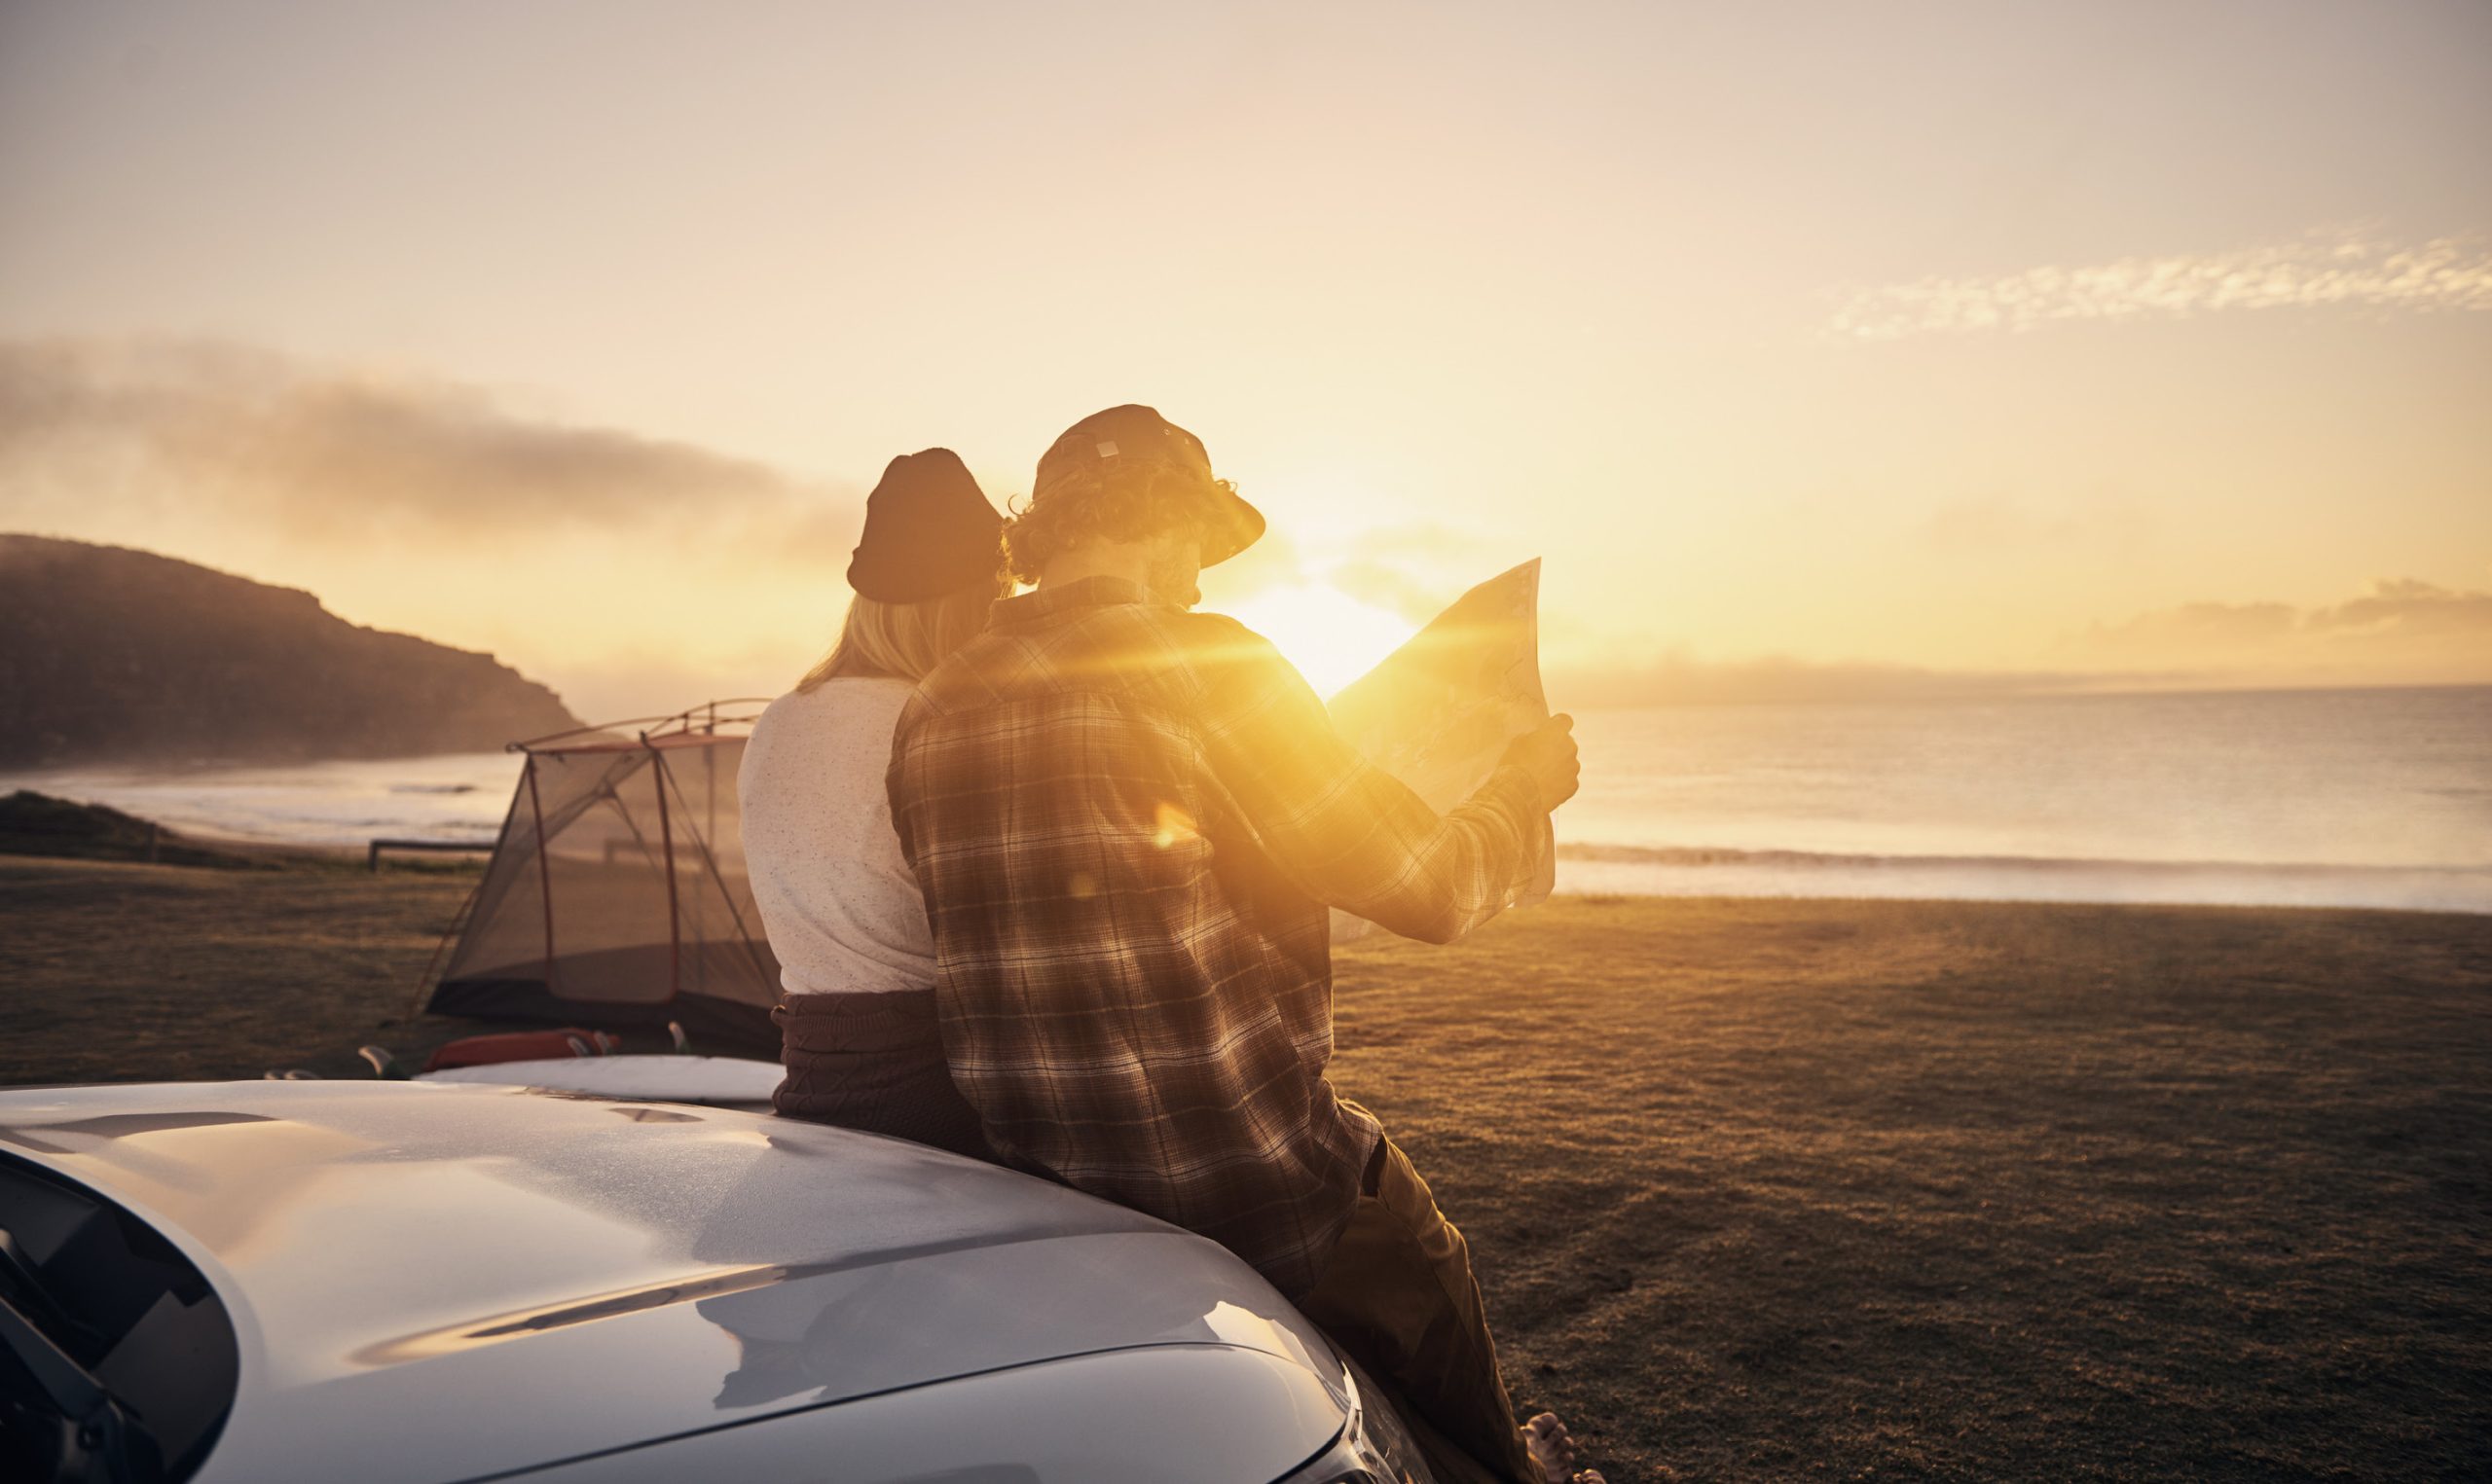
738, 405, 1597, 1484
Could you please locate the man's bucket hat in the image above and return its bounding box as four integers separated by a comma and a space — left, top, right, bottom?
1034, 405, 1264, 566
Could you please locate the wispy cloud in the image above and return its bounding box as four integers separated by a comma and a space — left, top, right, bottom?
1322, 524, 1515, 622
0, 338, 855, 552
1916, 494, 2152, 555
2063, 576, 2492, 685
1552, 576, 2492, 708
1832, 232, 2492, 340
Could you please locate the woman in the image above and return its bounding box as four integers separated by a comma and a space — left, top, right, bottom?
739, 448, 1008, 1158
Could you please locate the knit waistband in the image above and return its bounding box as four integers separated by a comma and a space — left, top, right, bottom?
775, 987, 940, 1053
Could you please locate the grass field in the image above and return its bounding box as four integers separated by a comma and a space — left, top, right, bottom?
0, 853, 497, 1082
4, 856, 2488, 1479
1333, 894, 2492, 1481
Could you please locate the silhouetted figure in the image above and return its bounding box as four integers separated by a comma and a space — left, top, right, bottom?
890, 405, 1597, 1484
745, 449, 1009, 1160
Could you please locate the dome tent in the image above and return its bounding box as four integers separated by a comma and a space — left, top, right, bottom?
421, 703, 781, 1058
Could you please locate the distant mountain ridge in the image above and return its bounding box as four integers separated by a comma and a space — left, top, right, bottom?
0, 534, 582, 767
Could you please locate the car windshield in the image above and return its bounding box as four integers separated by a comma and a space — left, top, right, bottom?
0, 1155, 237, 1483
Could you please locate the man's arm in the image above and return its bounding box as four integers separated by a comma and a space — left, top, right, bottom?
1195, 624, 1578, 944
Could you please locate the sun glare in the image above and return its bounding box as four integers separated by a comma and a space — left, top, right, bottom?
1227, 585, 1418, 700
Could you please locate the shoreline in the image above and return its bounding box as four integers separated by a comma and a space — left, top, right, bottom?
7, 815, 2483, 918
1558, 851, 2492, 916
12, 779, 2482, 917
12, 683, 2486, 917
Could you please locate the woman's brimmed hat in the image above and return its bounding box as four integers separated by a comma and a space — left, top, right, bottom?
846, 449, 1005, 601
1033, 405, 1264, 565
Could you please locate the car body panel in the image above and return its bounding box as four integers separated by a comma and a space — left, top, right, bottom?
0, 1081, 1349, 1484
504, 1345, 1345, 1483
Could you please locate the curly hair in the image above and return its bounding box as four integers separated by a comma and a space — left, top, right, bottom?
1001, 462, 1230, 585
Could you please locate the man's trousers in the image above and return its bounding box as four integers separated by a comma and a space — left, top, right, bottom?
1298, 1127, 1542, 1484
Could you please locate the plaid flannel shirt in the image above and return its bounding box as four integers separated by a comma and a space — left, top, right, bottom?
888, 576, 1547, 1296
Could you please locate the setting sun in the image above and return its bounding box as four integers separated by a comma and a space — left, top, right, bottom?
1227, 584, 1418, 700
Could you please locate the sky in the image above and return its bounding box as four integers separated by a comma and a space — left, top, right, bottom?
2, 0, 2487, 718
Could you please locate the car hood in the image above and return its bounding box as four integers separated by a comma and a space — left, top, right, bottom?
0, 1081, 1347, 1484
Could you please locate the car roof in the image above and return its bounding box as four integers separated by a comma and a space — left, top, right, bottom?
0, 1080, 1344, 1484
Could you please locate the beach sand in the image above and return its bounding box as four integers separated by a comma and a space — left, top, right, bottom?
3, 856, 2486, 1478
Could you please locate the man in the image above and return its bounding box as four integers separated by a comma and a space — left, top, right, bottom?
888, 405, 1598, 1484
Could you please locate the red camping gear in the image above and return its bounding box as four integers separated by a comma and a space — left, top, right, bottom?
421, 1029, 624, 1074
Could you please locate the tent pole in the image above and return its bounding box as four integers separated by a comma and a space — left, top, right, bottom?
650, 743, 682, 999
525, 755, 558, 993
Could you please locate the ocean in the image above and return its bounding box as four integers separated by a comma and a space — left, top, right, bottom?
8, 685, 2487, 914
1557, 685, 2492, 913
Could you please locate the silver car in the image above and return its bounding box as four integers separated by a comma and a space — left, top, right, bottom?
0, 1080, 1436, 1483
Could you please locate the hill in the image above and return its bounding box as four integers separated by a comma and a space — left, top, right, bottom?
0, 534, 582, 767
0, 790, 263, 868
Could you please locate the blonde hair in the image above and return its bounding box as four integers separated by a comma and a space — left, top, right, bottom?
796, 577, 1006, 692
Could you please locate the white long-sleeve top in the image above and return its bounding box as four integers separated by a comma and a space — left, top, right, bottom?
738, 677, 935, 996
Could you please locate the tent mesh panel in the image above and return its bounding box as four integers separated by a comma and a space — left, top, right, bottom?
426, 730, 780, 1055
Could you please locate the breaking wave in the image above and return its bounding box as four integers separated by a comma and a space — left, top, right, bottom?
1554, 842, 2492, 914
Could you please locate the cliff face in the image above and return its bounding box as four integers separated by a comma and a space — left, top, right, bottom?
0, 534, 584, 767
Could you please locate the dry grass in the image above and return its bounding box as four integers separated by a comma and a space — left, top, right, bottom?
0, 854, 502, 1081
1332, 895, 2492, 1481
3, 860, 2487, 1478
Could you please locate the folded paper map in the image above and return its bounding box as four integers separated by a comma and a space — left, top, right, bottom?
1324, 559, 1557, 941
